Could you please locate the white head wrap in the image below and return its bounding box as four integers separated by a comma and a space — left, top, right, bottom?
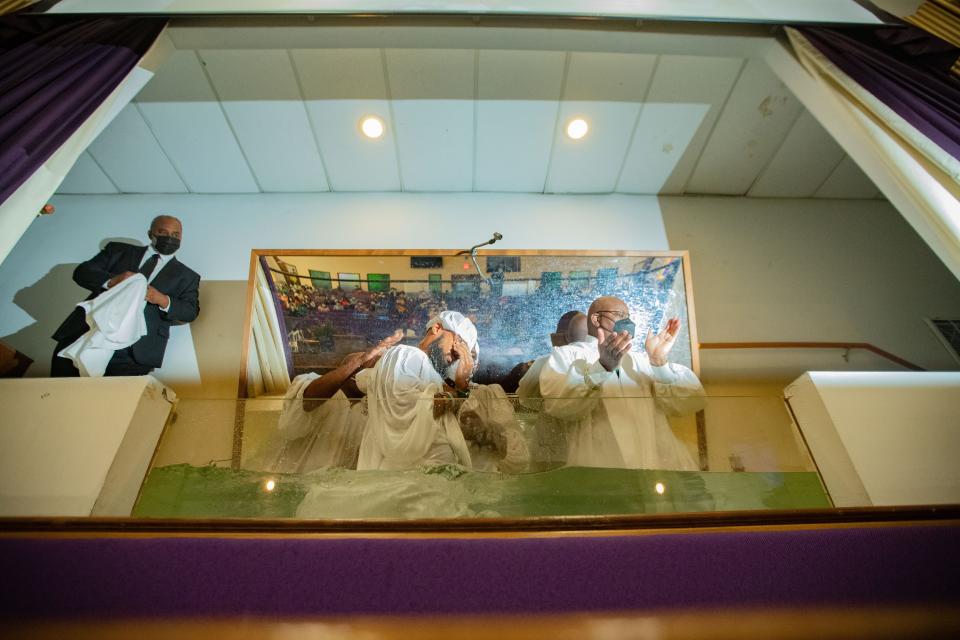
426, 310, 479, 362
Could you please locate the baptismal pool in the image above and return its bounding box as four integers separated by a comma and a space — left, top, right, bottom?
134, 393, 830, 521
133, 464, 829, 519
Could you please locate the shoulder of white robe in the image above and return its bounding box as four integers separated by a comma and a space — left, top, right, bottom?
550, 342, 595, 366
288, 372, 320, 399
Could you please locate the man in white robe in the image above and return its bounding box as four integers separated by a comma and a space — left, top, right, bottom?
517, 310, 588, 405
538, 296, 705, 470
301, 311, 479, 470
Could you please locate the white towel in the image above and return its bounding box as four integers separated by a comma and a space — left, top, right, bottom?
58, 274, 149, 377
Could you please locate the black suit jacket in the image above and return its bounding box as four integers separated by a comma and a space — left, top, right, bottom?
52, 242, 201, 368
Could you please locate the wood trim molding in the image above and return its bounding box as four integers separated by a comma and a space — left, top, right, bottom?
237, 250, 260, 399
1, 505, 957, 537
698, 342, 925, 372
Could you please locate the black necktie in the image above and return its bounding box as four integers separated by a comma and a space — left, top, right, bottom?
138, 253, 160, 279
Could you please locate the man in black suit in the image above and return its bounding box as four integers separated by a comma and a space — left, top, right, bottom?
51, 215, 200, 377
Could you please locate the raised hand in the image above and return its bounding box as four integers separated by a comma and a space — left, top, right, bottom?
598, 329, 632, 372
305, 329, 404, 400
645, 317, 681, 367
451, 336, 474, 390
363, 329, 404, 366
340, 329, 403, 372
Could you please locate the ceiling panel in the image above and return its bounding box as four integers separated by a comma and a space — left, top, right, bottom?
199, 50, 328, 192
57, 44, 882, 200
623, 55, 743, 194
86, 104, 187, 193
563, 52, 658, 102
292, 49, 401, 191
748, 110, 845, 198
546, 102, 643, 193
135, 50, 259, 193
546, 52, 656, 193
386, 49, 475, 191
475, 50, 565, 192
685, 58, 804, 195
815, 155, 881, 199
57, 152, 118, 194
617, 103, 709, 194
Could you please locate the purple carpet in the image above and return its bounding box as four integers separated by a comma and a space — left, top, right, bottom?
1, 525, 957, 618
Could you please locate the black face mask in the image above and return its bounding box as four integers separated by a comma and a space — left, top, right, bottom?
612, 317, 636, 338
151, 234, 180, 255
427, 341, 448, 377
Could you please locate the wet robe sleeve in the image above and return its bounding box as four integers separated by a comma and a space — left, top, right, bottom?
539, 347, 612, 420
647, 362, 707, 417
459, 383, 530, 473
251, 373, 360, 472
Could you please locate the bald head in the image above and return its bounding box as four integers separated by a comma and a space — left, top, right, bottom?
551, 310, 588, 347
150, 215, 181, 235
587, 296, 628, 339
566, 312, 588, 344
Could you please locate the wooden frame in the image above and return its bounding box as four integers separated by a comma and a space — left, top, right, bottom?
2, 505, 957, 536
239, 248, 700, 399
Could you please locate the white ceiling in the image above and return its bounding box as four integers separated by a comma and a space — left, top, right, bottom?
58, 45, 883, 199
43, 0, 888, 24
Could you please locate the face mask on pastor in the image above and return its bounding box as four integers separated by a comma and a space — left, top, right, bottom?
152, 235, 180, 255
612, 317, 636, 338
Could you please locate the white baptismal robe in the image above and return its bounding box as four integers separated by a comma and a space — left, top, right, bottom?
58, 273, 148, 377
247, 374, 367, 473
517, 356, 548, 409
539, 336, 705, 470
516, 340, 594, 409
356, 345, 472, 471
458, 383, 530, 474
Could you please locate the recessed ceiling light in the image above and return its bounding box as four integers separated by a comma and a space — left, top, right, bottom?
360, 116, 385, 139
566, 118, 589, 140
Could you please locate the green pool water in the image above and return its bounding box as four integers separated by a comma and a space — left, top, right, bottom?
133, 464, 830, 519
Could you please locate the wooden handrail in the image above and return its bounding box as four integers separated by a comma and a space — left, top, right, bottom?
698, 342, 925, 372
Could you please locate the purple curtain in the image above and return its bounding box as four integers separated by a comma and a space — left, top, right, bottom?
259, 256, 296, 380
0, 15, 166, 205
797, 24, 960, 162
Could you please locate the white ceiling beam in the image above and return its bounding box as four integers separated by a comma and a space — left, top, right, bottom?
764, 38, 960, 281
169, 21, 774, 58
45, 0, 888, 24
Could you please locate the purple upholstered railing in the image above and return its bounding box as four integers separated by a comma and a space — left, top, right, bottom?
1, 525, 957, 618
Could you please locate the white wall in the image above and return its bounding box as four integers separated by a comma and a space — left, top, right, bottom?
3, 192, 958, 398
662, 197, 960, 383
0, 376, 173, 516
785, 371, 960, 506
0, 192, 668, 396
